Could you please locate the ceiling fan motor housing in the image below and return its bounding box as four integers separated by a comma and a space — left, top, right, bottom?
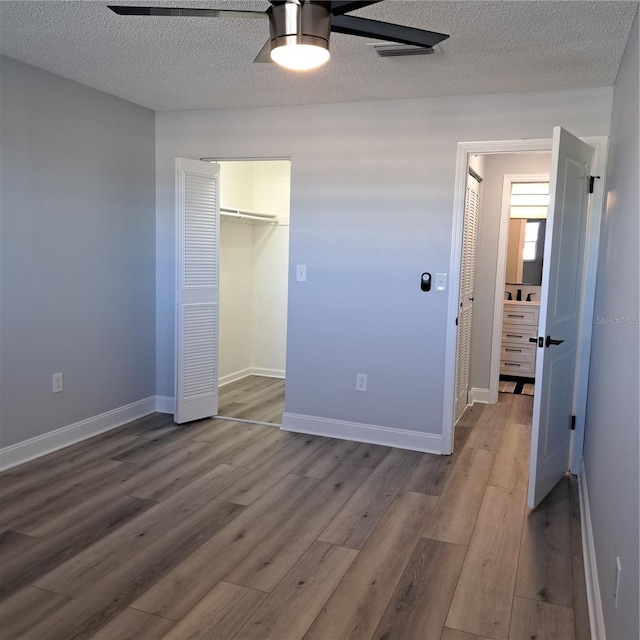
268, 2, 331, 52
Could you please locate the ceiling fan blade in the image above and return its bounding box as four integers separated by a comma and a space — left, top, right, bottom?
107, 6, 267, 19
331, 14, 449, 48
325, 1, 383, 16
253, 39, 274, 63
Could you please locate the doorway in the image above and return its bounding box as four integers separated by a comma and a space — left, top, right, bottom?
473, 153, 551, 407
216, 160, 291, 426
455, 153, 551, 424
443, 135, 608, 487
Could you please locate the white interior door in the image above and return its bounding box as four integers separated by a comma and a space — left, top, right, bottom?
528, 127, 594, 508
175, 158, 220, 424
455, 172, 480, 420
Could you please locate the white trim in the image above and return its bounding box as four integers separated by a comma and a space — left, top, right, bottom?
219, 368, 286, 388
214, 416, 281, 428
469, 387, 491, 404
250, 368, 286, 379
490, 172, 550, 405
0, 397, 156, 471
155, 395, 175, 414
219, 368, 253, 387
570, 137, 608, 473
444, 136, 607, 461
579, 460, 606, 640
282, 413, 442, 454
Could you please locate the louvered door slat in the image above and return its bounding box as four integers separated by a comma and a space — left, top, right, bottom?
182, 305, 217, 399
455, 173, 481, 420
184, 173, 218, 290
175, 158, 220, 424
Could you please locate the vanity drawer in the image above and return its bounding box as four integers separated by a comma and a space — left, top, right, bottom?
500, 358, 536, 376
502, 323, 538, 345
503, 305, 539, 326
501, 343, 536, 362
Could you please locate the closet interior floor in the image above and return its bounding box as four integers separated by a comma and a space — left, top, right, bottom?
0, 394, 590, 640
218, 375, 285, 425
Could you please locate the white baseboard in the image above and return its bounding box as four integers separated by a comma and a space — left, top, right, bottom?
219, 368, 286, 388
0, 396, 156, 471
219, 368, 253, 387
469, 387, 491, 404
250, 368, 285, 379
281, 413, 443, 454
579, 460, 606, 640
155, 395, 175, 414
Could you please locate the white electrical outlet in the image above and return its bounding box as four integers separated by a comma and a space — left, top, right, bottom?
296, 265, 307, 282
356, 373, 367, 392
614, 556, 622, 608
52, 372, 63, 394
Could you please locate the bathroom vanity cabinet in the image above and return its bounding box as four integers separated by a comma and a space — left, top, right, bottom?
500, 301, 540, 378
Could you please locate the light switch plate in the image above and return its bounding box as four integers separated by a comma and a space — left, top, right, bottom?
296, 265, 307, 282
435, 273, 447, 291
52, 372, 63, 393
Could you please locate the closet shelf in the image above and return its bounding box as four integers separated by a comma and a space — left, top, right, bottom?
221, 207, 278, 224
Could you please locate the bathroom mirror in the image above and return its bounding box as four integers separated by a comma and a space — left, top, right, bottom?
505, 218, 546, 285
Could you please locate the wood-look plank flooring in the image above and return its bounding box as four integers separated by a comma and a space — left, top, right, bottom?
0, 393, 590, 640
218, 376, 285, 425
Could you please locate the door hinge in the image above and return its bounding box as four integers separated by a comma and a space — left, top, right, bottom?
588, 175, 600, 194
570, 415, 576, 430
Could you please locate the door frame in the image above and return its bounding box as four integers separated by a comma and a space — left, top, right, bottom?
442, 136, 608, 472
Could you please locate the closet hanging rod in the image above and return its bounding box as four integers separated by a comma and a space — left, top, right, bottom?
220, 207, 278, 222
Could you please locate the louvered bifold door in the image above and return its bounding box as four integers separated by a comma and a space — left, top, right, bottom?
175, 158, 220, 424
455, 174, 480, 420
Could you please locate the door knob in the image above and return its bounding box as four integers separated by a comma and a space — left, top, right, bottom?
545, 335, 565, 347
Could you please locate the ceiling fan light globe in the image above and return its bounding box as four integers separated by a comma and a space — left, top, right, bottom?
270, 42, 330, 71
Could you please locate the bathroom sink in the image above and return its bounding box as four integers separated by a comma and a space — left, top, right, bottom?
504, 299, 540, 306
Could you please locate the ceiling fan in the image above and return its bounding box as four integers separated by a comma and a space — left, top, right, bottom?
107, 1, 450, 71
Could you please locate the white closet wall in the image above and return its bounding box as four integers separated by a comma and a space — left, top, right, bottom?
251, 162, 290, 377
218, 161, 290, 384
219, 162, 254, 382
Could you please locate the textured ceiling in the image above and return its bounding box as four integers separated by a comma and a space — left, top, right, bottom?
0, 1, 637, 111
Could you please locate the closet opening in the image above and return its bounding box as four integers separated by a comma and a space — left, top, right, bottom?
215, 159, 291, 426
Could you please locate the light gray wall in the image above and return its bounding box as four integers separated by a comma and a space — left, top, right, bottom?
469, 152, 551, 392
156, 87, 612, 436
0, 56, 156, 448
583, 10, 639, 640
